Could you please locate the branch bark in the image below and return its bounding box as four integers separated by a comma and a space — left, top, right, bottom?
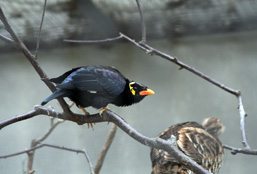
35, 0, 47, 58
223, 145, 257, 155
0, 7, 70, 113
26, 118, 63, 174
0, 107, 209, 174
0, 143, 95, 174
95, 124, 117, 174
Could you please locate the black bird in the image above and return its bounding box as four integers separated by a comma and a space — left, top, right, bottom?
150, 117, 224, 174
41, 65, 155, 115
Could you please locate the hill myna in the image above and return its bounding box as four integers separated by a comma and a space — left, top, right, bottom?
41, 65, 154, 123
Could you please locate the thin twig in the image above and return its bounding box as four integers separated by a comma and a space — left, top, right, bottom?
40, 143, 95, 174
82, 148, 95, 174
0, 7, 70, 113
120, 32, 240, 96
237, 94, 250, 148
0, 143, 95, 174
135, 0, 146, 42
95, 124, 117, 174
35, 0, 47, 59
37, 118, 64, 143
26, 118, 63, 174
64, 35, 123, 43
0, 144, 44, 159
0, 33, 13, 43
223, 145, 257, 155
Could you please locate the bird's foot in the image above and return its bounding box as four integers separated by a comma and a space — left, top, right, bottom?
78, 105, 93, 129
99, 106, 110, 117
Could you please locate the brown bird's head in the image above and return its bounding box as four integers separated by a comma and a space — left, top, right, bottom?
202, 117, 225, 137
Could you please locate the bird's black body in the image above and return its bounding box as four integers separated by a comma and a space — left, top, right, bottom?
41, 66, 154, 109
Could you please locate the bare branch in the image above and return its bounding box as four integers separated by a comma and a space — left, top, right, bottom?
82, 148, 95, 174
0, 144, 44, 159
37, 118, 64, 143
0, 33, 13, 44
64, 35, 123, 43
95, 124, 117, 174
223, 145, 257, 155
237, 94, 249, 148
0, 106, 100, 130
40, 143, 95, 174
0, 107, 208, 174
0, 7, 70, 113
135, 0, 146, 42
26, 118, 63, 174
0, 143, 95, 174
0, 109, 40, 130
35, 0, 47, 59
102, 110, 209, 174
120, 32, 239, 96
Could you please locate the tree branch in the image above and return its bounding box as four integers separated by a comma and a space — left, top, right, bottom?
0, 107, 209, 174
0, 33, 13, 44
26, 118, 63, 174
35, 0, 47, 59
0, 144, 44, 159
0, 106, 101, 130
64, 35, 123, 43
223, 145, 257, 155
237, 94, 249, 147
0, 143, 95, 174
95, 124, 117, 174
39, 143, 95, 174
135, 0, 146, 42
0, 7, 71, 113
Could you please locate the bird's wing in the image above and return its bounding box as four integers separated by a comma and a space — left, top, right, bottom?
166, 126, 221, 164
56, 66, 127, 97
50, 67, 82, 84
158, 122, 206, 164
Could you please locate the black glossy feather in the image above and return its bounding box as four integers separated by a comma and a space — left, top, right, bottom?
41, 65, 153, 109
55, 66, 126, 97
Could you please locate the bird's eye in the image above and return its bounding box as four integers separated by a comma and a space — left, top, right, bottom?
133, 86, 137, 90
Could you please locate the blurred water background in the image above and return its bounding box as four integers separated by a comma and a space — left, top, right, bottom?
1, 0, 257, 173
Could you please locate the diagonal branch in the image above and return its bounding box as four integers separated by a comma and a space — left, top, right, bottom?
39, 143, 95, 174
26, 118, 63, 174
237, 94, 249, 148
0, 107, 209, 174
0, 7, 70, 113
35, 0, 47, 58
135, 0, 146, 42
0, 33, 13, 44
95, 124, 117, 174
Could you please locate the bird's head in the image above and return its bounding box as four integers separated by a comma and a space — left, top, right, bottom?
128, 81, 155, 101
202, 117, 225, 137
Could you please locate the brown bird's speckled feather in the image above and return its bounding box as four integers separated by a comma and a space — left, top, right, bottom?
151, 117, 224, 174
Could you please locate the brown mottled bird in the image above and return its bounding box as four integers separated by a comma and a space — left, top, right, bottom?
150, 117, 224, 174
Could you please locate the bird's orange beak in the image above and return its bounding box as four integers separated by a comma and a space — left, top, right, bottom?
139, 88, 155, 96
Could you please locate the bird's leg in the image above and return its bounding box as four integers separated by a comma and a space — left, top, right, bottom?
99, 106, 110, 116
78, 105, 93, 129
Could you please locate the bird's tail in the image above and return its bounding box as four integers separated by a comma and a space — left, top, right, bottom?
41, 89, 69, 106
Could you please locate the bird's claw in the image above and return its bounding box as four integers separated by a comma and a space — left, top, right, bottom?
99, 106, 110, 117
